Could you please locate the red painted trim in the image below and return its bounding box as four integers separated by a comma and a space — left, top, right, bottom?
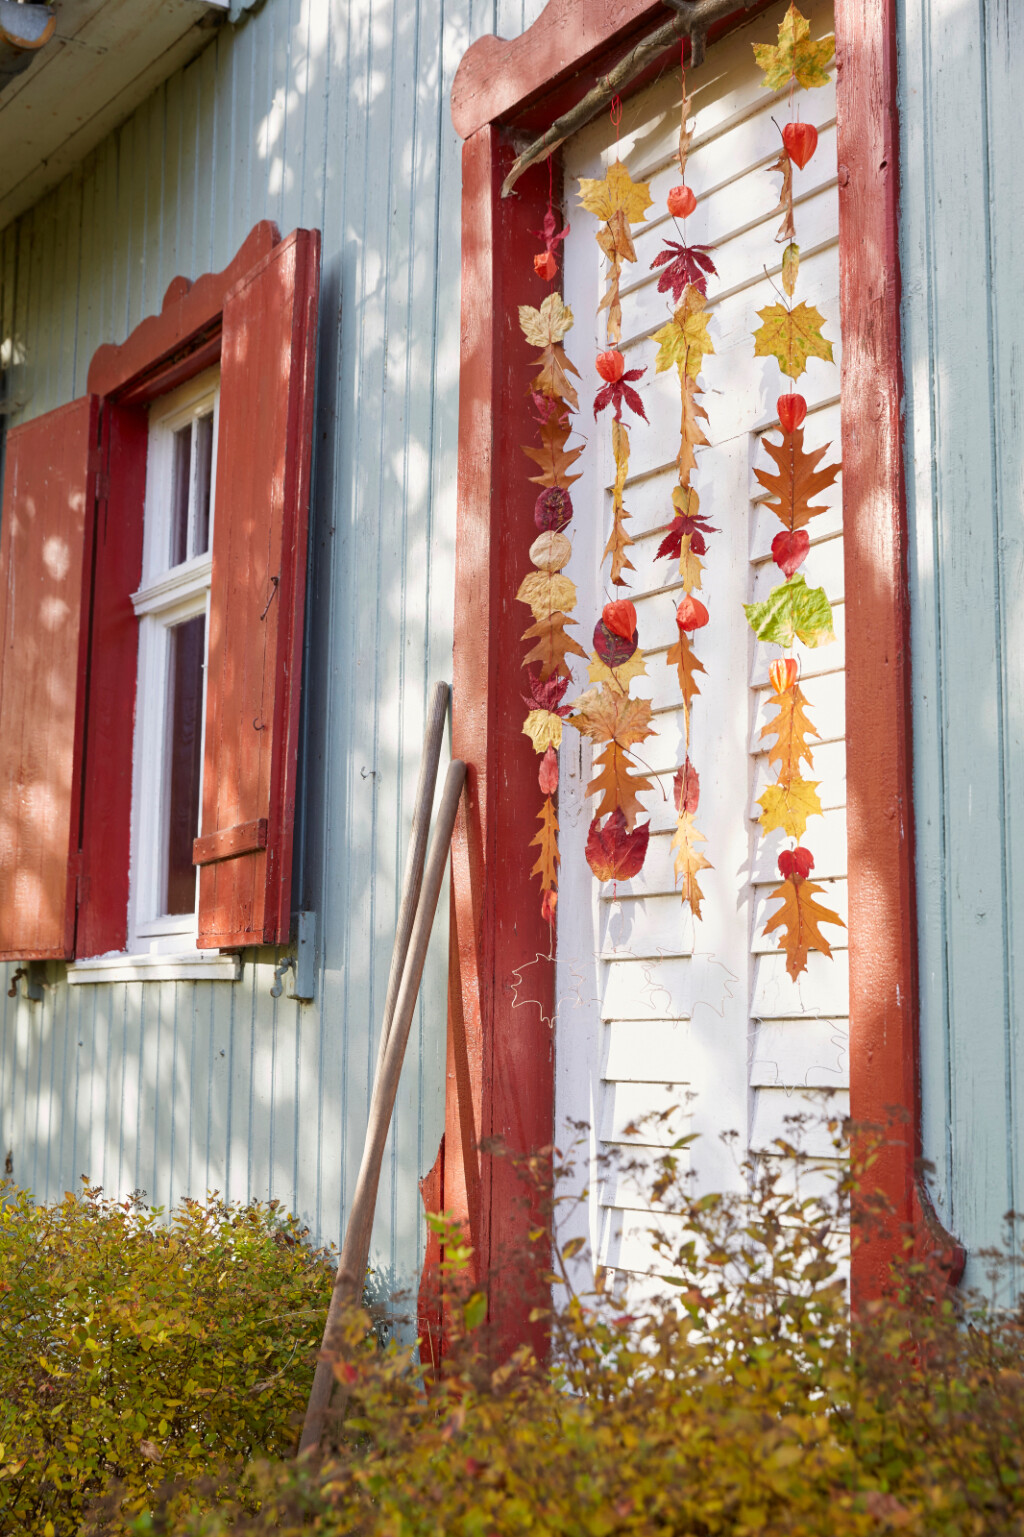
86, 221, 280, 399
449, 0, 932, 1339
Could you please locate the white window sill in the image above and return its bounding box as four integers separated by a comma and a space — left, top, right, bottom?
66, 952, 242, 985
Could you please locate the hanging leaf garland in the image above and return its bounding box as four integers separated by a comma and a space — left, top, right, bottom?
750, 4, 844, 979
571, 153, 656, 885
648, 70, 716, 916
517, 277, 585, 929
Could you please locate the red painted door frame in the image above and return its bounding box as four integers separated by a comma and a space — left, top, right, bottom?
445, 0, 937, 1336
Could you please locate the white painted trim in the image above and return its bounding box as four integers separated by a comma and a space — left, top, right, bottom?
66, 952, 242, 985
131, 553, 213, 618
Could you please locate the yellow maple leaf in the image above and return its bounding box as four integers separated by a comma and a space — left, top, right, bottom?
516, 569, 577, 621
671, 810, 712, 918
522, 709, 564, 755
753, 4, 835, 91
519, 292, 574, 348
577, 160, 653, 225
753, 301, 833, 380
654, 295, 714, 381
587, 649, 647, 689
757, 777, 823, 838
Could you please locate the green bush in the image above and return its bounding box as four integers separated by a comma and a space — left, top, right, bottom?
0, 1181, 333, 1535
142, 1130, 1024, 1537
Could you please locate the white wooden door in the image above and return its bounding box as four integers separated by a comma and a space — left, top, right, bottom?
555, 0, 847, 1286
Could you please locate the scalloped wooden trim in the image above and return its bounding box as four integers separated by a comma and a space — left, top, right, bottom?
86, 220, 281, 398
451, 0, 663, 140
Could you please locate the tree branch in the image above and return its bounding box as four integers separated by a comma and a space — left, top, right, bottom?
500, 0, 764, 198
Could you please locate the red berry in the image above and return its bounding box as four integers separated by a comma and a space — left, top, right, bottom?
777, 392, 807, 433
667, 185, 697, 218
675, 595, 709, 631
782, 121, 818, 170
596, 349, 626, 383
602, 599, 637, 641
534, 250, 557, 281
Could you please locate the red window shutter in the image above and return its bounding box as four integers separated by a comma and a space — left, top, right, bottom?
0, 396, 98, 959
195, 228, 320, 949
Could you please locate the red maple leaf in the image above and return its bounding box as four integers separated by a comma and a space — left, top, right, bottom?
650, 242, 717, 303
655, 510, 718, 561
523, 670, 573, 716
531, 207, 570, 255
594, 368, 648, 424
585, 809, 650, 883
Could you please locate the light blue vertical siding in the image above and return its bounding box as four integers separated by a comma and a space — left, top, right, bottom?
0, 0, 546, 1297
901, 0, 1024, 1289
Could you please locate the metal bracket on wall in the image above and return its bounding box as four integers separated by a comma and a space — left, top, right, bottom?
269, 911, 317, 1003
7, 963, 44, 1003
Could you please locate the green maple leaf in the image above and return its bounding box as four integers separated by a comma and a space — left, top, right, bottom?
753, 4, 835, 91
744, 573, 835, 649
753, 300, 833, 380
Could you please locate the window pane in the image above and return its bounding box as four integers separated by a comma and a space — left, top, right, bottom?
193, 412, 214, 556
170, 425, 192, 567
165, 614, 205, 916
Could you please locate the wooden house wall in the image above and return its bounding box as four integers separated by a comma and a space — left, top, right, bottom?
0, 0, 546, 1298
901, 0, 1024, 1292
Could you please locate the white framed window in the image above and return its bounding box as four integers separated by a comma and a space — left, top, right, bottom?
128, 368, 219, 957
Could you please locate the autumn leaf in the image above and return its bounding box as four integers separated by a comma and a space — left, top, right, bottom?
782, 241, 800, 297
671, 810, 712, 918
571, 688, 653, 749
539, 744, 559, 795
522, 611, 588, 680
759, 682, 819, 782
585, 809, 650, 884
753, 300, 833, 380
522, 416, 585, 488
587, 649, 647, 690
588, 741, 653, 828
757, 777, 823, 838
677, 375, 710, 483
519, 292, 574, 347
755, 425, 841, 531
532, 344, 581, 410
770, 149, 795, 242
753, 4, 835, 92
763, 874, 844, 981
679, 538, 704, 594
594, 367, 647, 423
650, 242, 717, 303
667, 630, 707, 716
597, 208, 637, 265
674, 758, 700, 814
522, 709, 565, 755
516, 569, 577, 621
743, 572, 835, 649
654, 293, 715, 381
604, 507, 635, 587
577, 161, 654, 224
523, 670, 572, 716
530, 795, 560, 888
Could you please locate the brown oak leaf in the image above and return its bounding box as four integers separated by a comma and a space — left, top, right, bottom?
760, 681, 820, 783
587, 741, 653, 828
771, 148, 795, 242
530, 795, 560, 889
755, 426, 841, 531
522, 417, 585, 489
532, 344, 580, 410
667, 629, 707, 719
522, 612, 588, 680
671, 810, 711, 918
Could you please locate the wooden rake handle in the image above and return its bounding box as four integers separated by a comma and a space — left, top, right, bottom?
299, 753, 467, 1457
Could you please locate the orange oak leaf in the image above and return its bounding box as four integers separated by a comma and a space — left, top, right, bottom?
587, 741, 653, 828
667, 629, 707, 720
759, 682, 820, 783
585, 808, 649, 883
763, 872, 845, 981
522, 612, 588, 680
755, 426, 841, 532
677, 374, 710, 485
671, 811, 711, 918
532, 344, 580, 410
530, 795, 560, 890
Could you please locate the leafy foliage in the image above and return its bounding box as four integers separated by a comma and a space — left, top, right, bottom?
744, 572, 835, 649
753, 2, 836, 90
650, 241, 717, 303
653, 289, 714, 381
764, 859, 845, 978
671, 761, 711, 916
753, 300, 833, 380
756, 426, 841, 534
140, 1135, 1024, 1537
584, 808, 649, 883
0, 1184, 333, 1536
